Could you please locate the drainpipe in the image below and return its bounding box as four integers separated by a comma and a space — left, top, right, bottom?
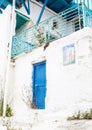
3, 0, 15, 117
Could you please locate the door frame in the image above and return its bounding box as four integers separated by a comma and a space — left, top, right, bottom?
32, 60, 46, 109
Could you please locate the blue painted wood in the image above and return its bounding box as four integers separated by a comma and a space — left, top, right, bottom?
37, 0, 73, 13
20, 0, 30, 15
0, 0, 9, 9
0, 0, 30, 15
0, 10, 2, 14
33, 61, 46, 109
36, 0, 48, 26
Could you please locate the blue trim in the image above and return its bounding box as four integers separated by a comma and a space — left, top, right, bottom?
20, 0, 30, 15
32, 65, 35, 104
36, 0, 49, 26
0, 9, 2, 14
48, 0, 58, 8
62, 0, 70, 8
0, 0, 30, 15
0, 0, 4, 6
32, 61, 46, 109
16, 11, 30, 29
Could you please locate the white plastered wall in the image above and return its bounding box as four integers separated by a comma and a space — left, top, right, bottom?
0, 5, 12, 96
0, 3, 92, 130
0, 0, 55, 108
10, 28, 92, 127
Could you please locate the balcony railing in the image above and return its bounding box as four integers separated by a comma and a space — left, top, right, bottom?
11, 3, 92, 57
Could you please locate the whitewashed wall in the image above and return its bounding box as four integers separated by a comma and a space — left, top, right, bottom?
0, 0, 55, 104
18, 0, 56, 24
0, 2, 92, 130
0, 5, 12, 99
30, 0, 56, 23
0, 5, 11, 78
0, 5, 12, 128
9, 27, 92, 129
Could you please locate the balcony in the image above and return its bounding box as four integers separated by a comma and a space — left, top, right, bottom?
11, 3, 92, 57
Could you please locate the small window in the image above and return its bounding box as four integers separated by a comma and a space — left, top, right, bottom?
63, 44, 75, 65
74, 19, 83, 31
74, 21, 80, 31
52, 19, 58, 30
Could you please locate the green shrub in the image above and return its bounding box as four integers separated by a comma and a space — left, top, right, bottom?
0, 99, 13, 117
67, 109, 92, 120
6, 104, 13, 117
0, 99, 3, 116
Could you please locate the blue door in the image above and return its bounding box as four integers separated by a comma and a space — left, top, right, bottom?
33, 61, 46, 109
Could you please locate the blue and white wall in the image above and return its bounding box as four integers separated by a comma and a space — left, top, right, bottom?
16, 0, 56, 31
0, 1, 92, 130
0, 2, 55, 128
10, 27, 92, 130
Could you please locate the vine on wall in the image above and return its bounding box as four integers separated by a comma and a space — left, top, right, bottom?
22, 84, 33, 108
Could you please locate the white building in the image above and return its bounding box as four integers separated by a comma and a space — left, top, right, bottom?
0, 0, 92, 130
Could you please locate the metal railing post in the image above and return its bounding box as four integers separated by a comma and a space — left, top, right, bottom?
78, 1, 81, 29
82, 2, 86, 27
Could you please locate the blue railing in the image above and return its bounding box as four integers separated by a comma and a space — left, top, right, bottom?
11, 3, 92, 57
0, 0, 30, 14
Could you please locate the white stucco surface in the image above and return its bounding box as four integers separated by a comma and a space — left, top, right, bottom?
0, 3, 92, 130
6, 27, 92, 130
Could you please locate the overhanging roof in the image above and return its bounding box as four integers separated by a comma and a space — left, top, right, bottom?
36, 0, 73, 13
